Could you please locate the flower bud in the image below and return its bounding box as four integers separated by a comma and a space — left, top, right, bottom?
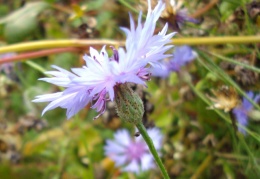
115, 84, 144, 124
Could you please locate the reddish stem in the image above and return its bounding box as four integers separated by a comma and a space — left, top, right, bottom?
0, 47, 85, 64
191, 0, 219, 18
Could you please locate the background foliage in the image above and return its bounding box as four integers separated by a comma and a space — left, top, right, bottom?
0, 0, 260, 178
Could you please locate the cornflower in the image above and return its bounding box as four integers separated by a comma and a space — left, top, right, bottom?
232, 91, 260, 134
151, 45, 196, 78
174, 9, 199, 29
160, 0, 199, 30
33, 1, 175, 119
0, 53, 18, 81
104, 128, 163, 173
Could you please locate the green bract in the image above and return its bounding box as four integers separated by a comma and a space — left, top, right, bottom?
115, 84, 144, 124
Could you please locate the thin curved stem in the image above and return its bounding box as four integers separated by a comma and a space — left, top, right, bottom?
190, 0, 219, 18
0, 47, 82, 64
136, 122, 170, 179
173, 36, 260, 45
206, 51, 260, 73
0, 39, 125, 54
0, 36, 260, 54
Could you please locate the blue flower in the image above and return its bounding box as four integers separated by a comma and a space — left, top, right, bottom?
175, 9, 199, 29
0, 53, 19, 81
151, 45, 196, 78
0, 53, 16, 72
149, 60, 170, 78
232, 91, 260, 134
33, 0, 176, 119
104, 128, 163, 173
160, 0, 199, 30
169, 45, 196, 72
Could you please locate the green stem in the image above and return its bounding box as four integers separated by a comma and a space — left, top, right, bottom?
118, 0, 141, 15
173, 36, 260, 45
136, 122, 170, 179
184, 72, 260, 143
25, 61, 64, 91
197, 51, 260, 111
1, 36, 260, 54
0, 39, 124, 53
24, 61, 51, 77
206, 51, 260, 74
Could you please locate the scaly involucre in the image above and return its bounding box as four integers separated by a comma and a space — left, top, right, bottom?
33, 0, 175, 119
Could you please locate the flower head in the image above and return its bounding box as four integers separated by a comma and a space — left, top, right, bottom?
160, 0, 199, 30
169, 45, 196, 72
104, 128, 163, 173
232, 91, 260, 134
0, 53, 19, 81
150, 60, 170, 78
151, 45, 196, 78
175, 9, 199, 29
0, 53, 15, 73
207, 86, 240, 113
33, 0, 175, 119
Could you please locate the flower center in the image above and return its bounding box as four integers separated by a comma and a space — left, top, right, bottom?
126, 141, 146, 161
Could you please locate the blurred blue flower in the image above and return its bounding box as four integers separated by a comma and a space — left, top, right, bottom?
0, 53, 15, 73
104, 128, 163, 173
0, 53, 20, 81
232, 91, 260, 134
175, 9, 199, 29
169, 45, 196, 72
160, 0, 199, 31
33, 0, 176, 119
150, 60, 170, 78
151, 45, 196, 78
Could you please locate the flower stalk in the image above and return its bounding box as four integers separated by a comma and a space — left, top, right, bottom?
0, 36, 260, 54
136, 122, 170, 179
0, 47, 82, 64
114, 83, 169, 178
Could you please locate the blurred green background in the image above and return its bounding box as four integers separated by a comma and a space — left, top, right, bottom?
0, 0, 260, 178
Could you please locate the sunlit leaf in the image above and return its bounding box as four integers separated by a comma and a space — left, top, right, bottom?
0, 2, 49, 43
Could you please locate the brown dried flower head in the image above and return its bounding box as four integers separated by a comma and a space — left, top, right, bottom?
207, 86, 241, 112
